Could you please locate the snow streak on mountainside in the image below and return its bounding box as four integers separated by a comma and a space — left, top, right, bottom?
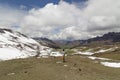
0, 28, 51, 60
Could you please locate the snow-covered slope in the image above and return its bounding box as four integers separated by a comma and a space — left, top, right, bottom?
0, 28, 50, 60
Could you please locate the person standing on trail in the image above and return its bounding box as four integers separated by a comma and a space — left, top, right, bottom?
62, 49, 66, 62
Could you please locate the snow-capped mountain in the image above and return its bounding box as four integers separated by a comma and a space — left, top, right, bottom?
0, 28, 51, 60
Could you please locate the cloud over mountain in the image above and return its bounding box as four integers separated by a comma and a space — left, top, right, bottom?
1, 0, 120, 40
20, 0, 120, 40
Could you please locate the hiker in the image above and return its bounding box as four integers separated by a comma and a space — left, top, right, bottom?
62, 49, 66, 62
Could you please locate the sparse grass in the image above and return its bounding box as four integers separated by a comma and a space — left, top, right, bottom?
0, 56, 120, 80
66, 49, 76, 55
93, 50, 120, 60
92, 44, 120, 60
77, 47, 90, 52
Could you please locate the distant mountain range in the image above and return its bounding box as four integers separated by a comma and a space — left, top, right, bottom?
87, 32, 120, 43
33, 32, 120, 49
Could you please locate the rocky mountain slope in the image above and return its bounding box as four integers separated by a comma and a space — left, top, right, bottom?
86, 32, 120, 43
33, 37, 60, 49
0, 28, 51, 60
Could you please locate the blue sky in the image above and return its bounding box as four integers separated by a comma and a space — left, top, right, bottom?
0, 0, 87, 9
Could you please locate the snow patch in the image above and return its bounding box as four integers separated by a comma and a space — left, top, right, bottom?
75, 52, 94, 55
95, 47, 118, 53
39, 50, 63, 58
88, 56, 111, 60
50, 52, 63, 57
0, 48, 32, 60
101, 62, 120, 68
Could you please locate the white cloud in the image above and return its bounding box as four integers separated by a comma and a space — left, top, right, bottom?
0, 4, 27, 30
20, 1, 83, 39
1, 0, 120, 40
20, 0, 120, 40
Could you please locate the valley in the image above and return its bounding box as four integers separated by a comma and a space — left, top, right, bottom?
0, 28, 120, 80
0, 0, 120, 80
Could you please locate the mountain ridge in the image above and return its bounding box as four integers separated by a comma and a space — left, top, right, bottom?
33, 32, 120, 49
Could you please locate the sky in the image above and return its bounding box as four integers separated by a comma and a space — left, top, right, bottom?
0, 0, 87, 8
0, 0, 120, 40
